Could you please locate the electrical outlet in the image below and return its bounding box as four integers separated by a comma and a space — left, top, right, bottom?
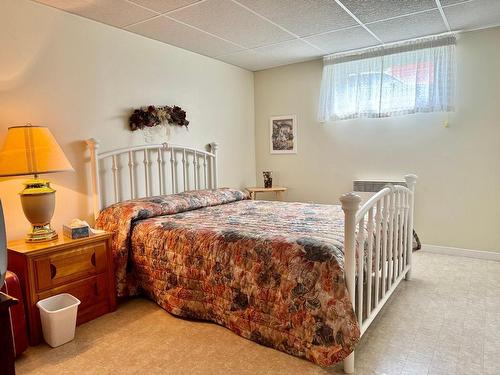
443, 120, 449, 128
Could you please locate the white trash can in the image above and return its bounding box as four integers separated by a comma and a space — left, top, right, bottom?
36, 293, 81, 347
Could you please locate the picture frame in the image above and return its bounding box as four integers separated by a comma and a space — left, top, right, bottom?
270, 115, 297, 154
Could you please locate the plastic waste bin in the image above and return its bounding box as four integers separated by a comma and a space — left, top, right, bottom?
36, 293, 81, 347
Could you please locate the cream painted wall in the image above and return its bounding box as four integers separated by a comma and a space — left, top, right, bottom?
255, 27, 500, 253
2, 1, 498, 253
0, 0, 255, 240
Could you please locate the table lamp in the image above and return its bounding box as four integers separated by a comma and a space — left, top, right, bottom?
0, 124, 73, 242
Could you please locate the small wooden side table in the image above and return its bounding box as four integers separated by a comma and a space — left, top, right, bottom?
246, 187, 287, 201
0, 292, 18, 375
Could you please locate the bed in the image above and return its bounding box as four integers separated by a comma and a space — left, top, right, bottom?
86, 139, 417, 373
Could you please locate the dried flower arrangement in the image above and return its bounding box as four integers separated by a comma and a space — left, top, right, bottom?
129, 105, 189, 131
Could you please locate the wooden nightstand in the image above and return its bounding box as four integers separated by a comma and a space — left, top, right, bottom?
8, 232, 116, 345
245, 186, 287, 201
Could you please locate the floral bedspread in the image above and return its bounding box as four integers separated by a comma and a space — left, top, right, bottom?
96, 188, 360, 366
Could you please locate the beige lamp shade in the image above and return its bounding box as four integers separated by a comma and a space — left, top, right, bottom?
0, 125, 73, 177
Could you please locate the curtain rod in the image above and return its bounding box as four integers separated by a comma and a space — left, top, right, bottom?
323, 31, 458, 60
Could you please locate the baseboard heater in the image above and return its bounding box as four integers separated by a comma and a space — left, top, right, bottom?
353, 179, 407, 193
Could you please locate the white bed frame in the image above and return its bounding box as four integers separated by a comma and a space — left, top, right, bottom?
86, 139, 416, 373
85, 139, 219, 220
340, 176, 416, 373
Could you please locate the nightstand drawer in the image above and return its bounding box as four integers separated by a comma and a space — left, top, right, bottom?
35, 243, 107, 291
37, 273, 108, 313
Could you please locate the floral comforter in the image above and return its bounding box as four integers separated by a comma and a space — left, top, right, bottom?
96, 188, 359, 366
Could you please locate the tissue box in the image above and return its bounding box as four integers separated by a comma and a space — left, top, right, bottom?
63, 225, 90, 239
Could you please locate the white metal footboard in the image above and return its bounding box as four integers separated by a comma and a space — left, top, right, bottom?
340, 174, 417, 374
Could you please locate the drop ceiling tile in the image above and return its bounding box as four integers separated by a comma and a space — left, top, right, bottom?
367, 10, 448, 43
34, 0, 156, 28
254, 39, 323, 63
169, 0, 294, 48
128, 16, 242, 57
128, 0, 201, 13
341, 0, 437, 23
235, 0, 357, 37
304, 26, 379, 54
218, 40, 323, 71
440, 0, 472, 5
216, 50, 267, 71
444, 0, 500, 31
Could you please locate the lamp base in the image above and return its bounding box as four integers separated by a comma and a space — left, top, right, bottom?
19, 179, 58, 243
25, 224, 58, 243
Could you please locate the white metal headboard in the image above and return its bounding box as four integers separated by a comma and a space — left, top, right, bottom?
85, 139, 218, 220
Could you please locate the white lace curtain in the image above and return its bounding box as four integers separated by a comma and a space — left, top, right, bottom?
318, 35, 456, 122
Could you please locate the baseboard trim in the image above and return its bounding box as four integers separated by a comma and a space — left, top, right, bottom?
421, 244, 500, 261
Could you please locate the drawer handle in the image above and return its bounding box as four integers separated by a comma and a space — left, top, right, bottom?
91, 252, 96, 267
50, 264, 57, 279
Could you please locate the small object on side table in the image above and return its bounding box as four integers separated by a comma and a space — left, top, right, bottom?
262, 171, 273, 188
63, 225, 90, 239
0, 292, 18, 375
63, 219, 91, 239
245, 186, 287, 201
7, 232, 116, 345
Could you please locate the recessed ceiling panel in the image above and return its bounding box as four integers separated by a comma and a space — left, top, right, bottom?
216, 50, 268, 71
128, 16, 242, 57
128, 0, 201, 13
254, 39, 323, 63
34, 0, 156, 28
368, 10, 448, 43
341, 0, 436, 23
169, 0, 294, 48
236, 0, 357, 37
218, 40, 323, 71
444, 0, 500, 31
440, 0, 471, 5
304, 27, 379, 54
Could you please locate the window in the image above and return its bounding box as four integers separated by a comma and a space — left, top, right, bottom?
318, 35, 456, 122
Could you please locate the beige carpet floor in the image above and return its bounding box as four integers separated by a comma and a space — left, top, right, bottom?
15, 251, 500, 375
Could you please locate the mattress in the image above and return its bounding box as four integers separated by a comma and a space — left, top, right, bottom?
96, 188, 359, 366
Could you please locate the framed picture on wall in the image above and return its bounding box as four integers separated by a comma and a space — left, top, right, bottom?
270, 115, 297, 154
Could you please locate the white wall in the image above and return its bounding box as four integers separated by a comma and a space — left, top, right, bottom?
255, 27, 500, 253
0, 0, 255, 240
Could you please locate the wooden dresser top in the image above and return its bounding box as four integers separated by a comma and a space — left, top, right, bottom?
8, 232, 112, 255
